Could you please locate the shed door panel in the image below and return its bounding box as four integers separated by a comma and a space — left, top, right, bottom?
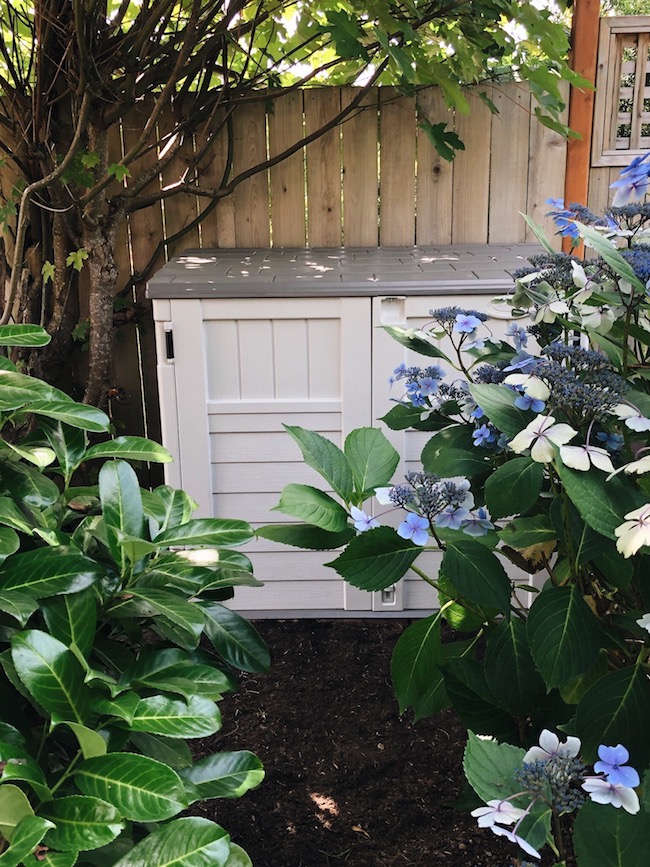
198, 296, 372, 612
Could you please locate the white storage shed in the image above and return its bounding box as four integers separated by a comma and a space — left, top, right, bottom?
147, 244, 539, 617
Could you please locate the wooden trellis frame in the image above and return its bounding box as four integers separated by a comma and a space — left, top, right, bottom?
592, 16, 650, 166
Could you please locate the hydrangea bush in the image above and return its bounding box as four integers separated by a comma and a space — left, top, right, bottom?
260, 156, 650, 864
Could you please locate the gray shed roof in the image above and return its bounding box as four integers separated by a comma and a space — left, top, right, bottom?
146, 244, 541, 299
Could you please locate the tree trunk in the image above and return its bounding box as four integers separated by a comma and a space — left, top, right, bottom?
83, 227, 119, 407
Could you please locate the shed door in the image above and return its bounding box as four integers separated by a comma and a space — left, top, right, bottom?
166, 295, 373, 614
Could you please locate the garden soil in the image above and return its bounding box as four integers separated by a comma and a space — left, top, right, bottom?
192, 619, 555, 867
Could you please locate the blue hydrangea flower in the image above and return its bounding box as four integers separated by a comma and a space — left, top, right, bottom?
596, 431, 624, 452
594, 744, 640, 788
350, 506, 379, 533
434, 506, 470, 530
514, 393, 546, 413
505, 323, 528, 351
503, 352, 538, 374
472, 424, 497, 447
397, 513, 429, 546
454, 313, 483, 333
417, 376, 439, 396
461, 507, 494, 537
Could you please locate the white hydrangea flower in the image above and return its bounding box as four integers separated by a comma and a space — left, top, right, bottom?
470, 800, 526, 828
374, 487, 393, 506
503, 374, 551, 401
636, 613, 650, 633
523, 729, 581, 764
614, 504, 650, 558
581, 779, 640, 814
559, 444, 615, 473
509, 415, 577, 463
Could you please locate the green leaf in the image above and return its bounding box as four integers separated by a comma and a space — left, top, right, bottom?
126, 588, 205, 648
283, 425, 354, 499
224, 845, 252, 867
555, 461, 645, 540
468, 384, 531, 437
419, 119, 464, 161
527, 586, 602, 688
60, 722, 107, 759
443, 661, 519, 742
520, 214, 555, 254
66, 249, 89, 271
1, 754, 51, 802
42, 589, 97, 658
484, 618, 546, 716
200, 602, 270, 673
0, 589, 38, 625
128, 732, 193, 769
39, 419, 87, 483
390, 613, 441, 715
573, 800, 650, 867
142, 486, 196, 532
110, 817, 230, 867
0, 816, 54, 867
343, 428, 399, 494
0, 461, 60, 507
380, 404, 454, 432
40, 796, 123, 852
180, 751, 264, 800
11, 630, 89, 724
255, 523, 354, 550
27, 400, 110, 433
420, 443, 488, 478
442, 542, 511, 613
91, 691, 140, 725
0, 549, 103, 598
0, 325, 50, 347
463, 732, 526, 804
75, 753, 189, 821
0, 785, 35, 842
382, 325, 452, 362
577, 222, 646, 292
23, 852, 78, 867
575, 665, 650, 767
485, 458, 543, 519
325, 526, 421, 590
272, 485, 349, 532
128, 695, 222, 739
0, 495, 36, 533
99, 461, 144, 571
498, 516, 557, 548
107, 164, 131, 182
154, 518, 253, 548
85, 437, 172, 464
126, 649, 232, 701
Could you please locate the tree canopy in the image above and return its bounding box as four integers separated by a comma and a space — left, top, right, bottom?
0, 0, 582, 406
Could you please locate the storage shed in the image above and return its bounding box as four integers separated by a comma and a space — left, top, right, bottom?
147, 243, 539, 617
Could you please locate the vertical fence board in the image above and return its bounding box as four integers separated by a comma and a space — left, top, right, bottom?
341, 87, 379, 246
588, 166, 618, 214
525, 82, 569, 250
379, 89, 416, 245
158, 113, 201, 256
452, 88, 492, 243
488, 84, 531, 243
305, 89, 342, 247
268, 92, 306, 247
195, 110, 236, 248
123, 101, 167, 449
233, 101, 270, 247
416, 88, 454, 245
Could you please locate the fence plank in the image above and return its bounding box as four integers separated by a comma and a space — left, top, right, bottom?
158, 112, 200, 257
525, 83, 569, 250
379, 88, 416, 245
416, 87, 454, 245
588, 165, 618, 214
452, 87, 492, 243
233, 100, 270, 247
194, 109, 236, 249
305, 89, 342, 247
488, 83, 531, 243
268, 91, 306, 247
341, 87, 379, 247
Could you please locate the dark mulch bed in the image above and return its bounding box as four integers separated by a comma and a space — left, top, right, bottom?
191, 619, 541, 867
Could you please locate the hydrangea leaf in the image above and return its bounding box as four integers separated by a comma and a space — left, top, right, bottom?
463, 731, 525, 804
485, 457, 543, 519
344, 428, 399, 495
468, 383, 531, 437
574, 800, 650, 867
484, 618, 546, 717
283, 425, 354, 499
442, 542, 511, 613
325, 526, 421, 590
272, 484, 349, 532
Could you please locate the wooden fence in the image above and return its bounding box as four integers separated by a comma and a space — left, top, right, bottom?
105, 81, 571, 447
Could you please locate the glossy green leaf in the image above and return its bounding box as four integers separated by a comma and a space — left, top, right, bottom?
0, 816, 54, 867
0, 441, 56, 468
575, 665, 650, 767
498, 516, 557, 548
380, 403, 454, 432
325, 526, 421, 590
127, 588, 205, 647
91, 691, 140, 725
85, 436, 172, 464
0, 371, 67, 409
343, 428, 399, 494
390, 613, 441, 714
128, 695, 222, 738
0, 496, 36, 533
75, 753, 188, 821
128, 732, 193, 769
573, 800, 650, 867
27, 400, 110, 433
0, 325, 50, 347
180, 751, 264, 800
382, 325, 451, 362
484, 458, 543, 519
42, 589, 97, 658
0, 785, 34, 842
111, 817, 230, 867
0, 461, 60, 507
1, 754, 51, 801
0, 589, 38, 625
442, 660, 519, 742
272, 485, 348, 533
141, 486, 196, 532
527, 586, 601, 688
421, 444, 488, 478
484, 618, 546, 716
39, 419, 87, 483
127, 649, 233, 701
22, 852, 78, 867
40, 796, 123, 852
200, 602, 270, 673
255, 523, 354, 550
0, 548, 103, 598
463, 731, 525, 804
442, 542, 511, 613
577, 222, 646, 292
154, 518, 253, 548
468, 384, 531, 437
224, 845, 252, 867
0, 526, 20, 560
99, 461, 144, 572
283, 425, 354, 499
60, 723, 107, 759
11, 630, 89, 724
